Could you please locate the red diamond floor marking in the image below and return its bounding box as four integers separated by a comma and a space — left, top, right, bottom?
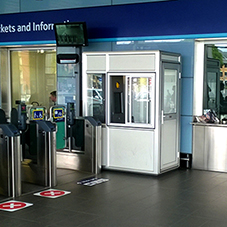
34, 189, 71, 198
0, 200, 33, 212
40, 190, 65, 197
0, 201, 26, 210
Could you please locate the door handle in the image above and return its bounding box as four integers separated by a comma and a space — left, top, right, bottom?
161, 110, 165, 124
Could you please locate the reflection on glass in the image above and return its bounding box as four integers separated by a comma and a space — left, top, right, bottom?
57, 64, 74, 77
206, 72, 217, 110
163, 69, 177, 114
11, 49, 56, 109
219, 81, 227, 114
58, 77, 76, 94
57, 63, 78, 107
127, 76, 153, 125
86, 73, 105, 122
127, 77, 130, 123
130, 77, 151, 123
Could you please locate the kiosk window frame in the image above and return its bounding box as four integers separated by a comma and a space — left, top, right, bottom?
107, 73, 155, 128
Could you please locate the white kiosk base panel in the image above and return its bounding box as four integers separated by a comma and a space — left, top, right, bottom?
0, 200, 33, 212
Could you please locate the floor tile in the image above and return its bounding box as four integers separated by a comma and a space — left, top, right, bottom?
1, 168, 227, 226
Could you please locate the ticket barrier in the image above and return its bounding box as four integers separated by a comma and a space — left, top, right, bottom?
49, 105, 66, 150
52, 103, 102, 174
11, 104, 57, 194
0, 123, 21, 201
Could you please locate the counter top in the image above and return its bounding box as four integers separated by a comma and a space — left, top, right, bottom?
192, 122, 227, 127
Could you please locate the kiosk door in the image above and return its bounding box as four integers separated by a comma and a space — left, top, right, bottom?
161, 63, 181, 171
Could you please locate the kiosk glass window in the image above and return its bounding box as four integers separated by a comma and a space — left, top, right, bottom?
86, 73, 105, 123
10, 49, 56, 108
163, 69, 177, 114
129, 77, 152, 124
109, 73, 155, 128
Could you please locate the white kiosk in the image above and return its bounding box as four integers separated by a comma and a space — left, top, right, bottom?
83, 51, 181, 175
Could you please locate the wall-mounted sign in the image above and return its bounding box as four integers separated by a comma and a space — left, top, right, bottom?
0, 1, 225, 45
32, 109, 44, 120
52, 108, 65, 122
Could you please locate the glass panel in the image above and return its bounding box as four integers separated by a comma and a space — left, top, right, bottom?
0, 49, 10, 116
127, 77, 131, 123
163, 69, 177, 114
86, 73, 105, 123
206, 72, 217, 110
56, 63, 78, 115
130, 77, 151, 124
11, 49, 56, 109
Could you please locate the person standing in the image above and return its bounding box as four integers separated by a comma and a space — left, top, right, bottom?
50, 91, 57, 105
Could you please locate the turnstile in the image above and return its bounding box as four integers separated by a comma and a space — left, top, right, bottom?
0, 124, 21, 200
11, 104, 57, 194
22, 120, 57, 187
55, 103, 102, 174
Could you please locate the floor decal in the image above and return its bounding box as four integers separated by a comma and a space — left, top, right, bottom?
0, 200, 33, 212
34, 189, 71, 198
77, 177, 109, 186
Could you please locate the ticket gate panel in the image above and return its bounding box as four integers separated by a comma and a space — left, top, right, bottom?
71, 118, 84, 151
0, 128, 11, 198
8, 104, 57, 196
22, 121, 55, 187
56, 121, 65, 149
50, 106, 66, 150
0, 125, 21, 200
57, 117, 102, 174
28, 121, 38, 156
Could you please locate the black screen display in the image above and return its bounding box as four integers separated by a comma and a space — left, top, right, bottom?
54, 22, 88, 47
114, 92, 122, 114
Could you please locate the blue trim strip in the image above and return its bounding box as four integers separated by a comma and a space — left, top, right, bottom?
1, 33, 227, 46
89, 33, 227, 42
0, 40, 56, 46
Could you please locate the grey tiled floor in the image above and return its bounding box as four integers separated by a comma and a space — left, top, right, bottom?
1, 168, 227, 226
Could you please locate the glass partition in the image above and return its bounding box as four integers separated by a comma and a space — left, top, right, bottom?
163, 69, 177, 114
86, 73, 105, 123
0, 48, 10, 116
203, 47, 221, 115
57, 63, 77, 105
10, 48, 56, 109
